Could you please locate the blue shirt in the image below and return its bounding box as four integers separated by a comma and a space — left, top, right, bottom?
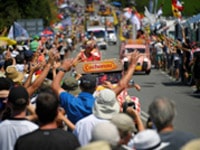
59, 92, 95, 124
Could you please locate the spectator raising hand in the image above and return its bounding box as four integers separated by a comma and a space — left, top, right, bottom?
129, 50, 141, 66
26, 50, 56, 96
114, 50, 141, 95
59, 58, 73, 72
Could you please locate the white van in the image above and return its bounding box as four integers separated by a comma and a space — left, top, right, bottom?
87, 26, 107, 49
107, 27, 117, 45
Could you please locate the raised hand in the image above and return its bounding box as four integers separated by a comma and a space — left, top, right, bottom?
129, 50, 141, 66
61, 58, 73, 71
47, 50, 55, 66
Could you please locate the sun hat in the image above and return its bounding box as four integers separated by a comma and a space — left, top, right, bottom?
93, 89, 120, 119
133, 129, 169, 150
79, 74, 97, 89
6, 65, 24, 83
62, 77, 81, 95
91, 122, 120, 146
111, 113, 135, 132
76, 141, 111, 150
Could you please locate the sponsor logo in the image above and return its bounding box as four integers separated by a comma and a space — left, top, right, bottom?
83, 61, 117, 73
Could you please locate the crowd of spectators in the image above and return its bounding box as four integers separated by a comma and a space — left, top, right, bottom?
150, 31, 200, 94
0, 37, 199, 149
0, 0, 200, 149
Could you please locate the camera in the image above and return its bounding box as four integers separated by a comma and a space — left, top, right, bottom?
122, 101, 136, 113
123, 57, 129, 72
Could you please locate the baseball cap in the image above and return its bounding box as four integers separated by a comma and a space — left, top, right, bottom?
8, 86, 29, 107
93, 89, 120, 119
24, 50, 34, 58
79, 74, 97, 89
62, 77, 81, 95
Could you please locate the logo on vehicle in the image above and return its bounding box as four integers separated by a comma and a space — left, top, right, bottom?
83, 61, 117, 73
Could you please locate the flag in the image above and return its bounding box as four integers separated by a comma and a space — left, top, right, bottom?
144, 7, 156, 25
156, 4, 163, 18
8, 22, 29, 40
172, 0, 184, 18
112, 9, 118, 26
149, 0, 154, 13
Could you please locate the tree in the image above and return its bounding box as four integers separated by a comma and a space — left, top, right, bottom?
0, 0, 55, 33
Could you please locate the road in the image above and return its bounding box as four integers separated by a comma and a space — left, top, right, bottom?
98, 43, 200, 137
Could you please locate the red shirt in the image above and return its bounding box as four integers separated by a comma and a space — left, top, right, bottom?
79, 50, 101, 62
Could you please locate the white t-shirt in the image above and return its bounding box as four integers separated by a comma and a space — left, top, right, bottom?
155, 42, 163, 55
16, 64, 25, 72
0, 119, 38, 150
73, 114, 108, 146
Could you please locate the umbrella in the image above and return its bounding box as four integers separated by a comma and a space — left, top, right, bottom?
0, 37, 17, 46
111, 1, 121, 7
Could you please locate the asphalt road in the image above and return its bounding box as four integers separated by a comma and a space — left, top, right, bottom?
99, 43, 200, 137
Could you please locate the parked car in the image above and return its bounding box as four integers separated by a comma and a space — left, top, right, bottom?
106, 27, 117, 45
120, 39, 151, 74
87, 26, 107, 50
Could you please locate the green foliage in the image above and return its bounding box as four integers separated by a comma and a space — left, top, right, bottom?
0, 0, 55, 33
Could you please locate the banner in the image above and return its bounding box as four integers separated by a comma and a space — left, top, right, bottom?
8, 22, 29, 40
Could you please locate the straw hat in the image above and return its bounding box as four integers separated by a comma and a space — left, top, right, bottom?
6, 66, 24, 83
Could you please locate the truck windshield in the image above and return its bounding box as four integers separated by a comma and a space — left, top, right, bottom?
126, 48, 145, 53
88, 30, 105, 38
